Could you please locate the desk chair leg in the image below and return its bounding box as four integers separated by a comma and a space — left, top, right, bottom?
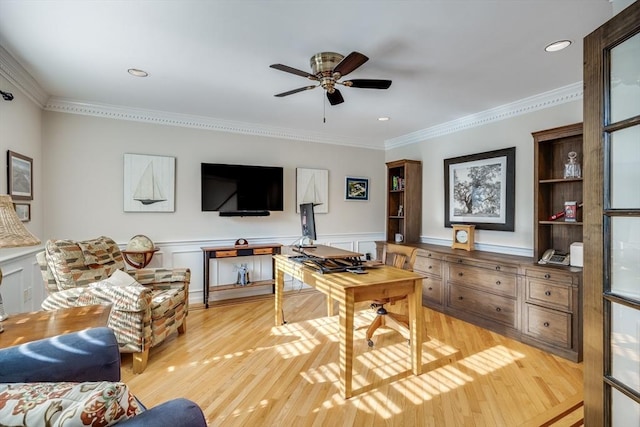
366, 304, 410, 348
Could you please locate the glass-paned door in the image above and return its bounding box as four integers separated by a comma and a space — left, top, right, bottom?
604, 29, 640, 427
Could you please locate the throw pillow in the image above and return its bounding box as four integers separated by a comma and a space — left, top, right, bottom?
0, 381, 143, 426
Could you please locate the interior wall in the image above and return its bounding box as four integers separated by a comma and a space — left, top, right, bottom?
41, 111, 386, 244
386, 100, 583, 255
0, 75, 42, 245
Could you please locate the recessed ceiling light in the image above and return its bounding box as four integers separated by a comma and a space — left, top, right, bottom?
378, 117, 390, 121
128, 68, 149, 77
545, 40, 572, 52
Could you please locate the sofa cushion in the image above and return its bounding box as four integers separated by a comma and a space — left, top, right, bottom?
45, 237, 125, 290
0, 381, 142, 426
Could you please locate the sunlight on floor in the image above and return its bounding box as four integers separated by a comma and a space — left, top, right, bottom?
270, 309, 526, 420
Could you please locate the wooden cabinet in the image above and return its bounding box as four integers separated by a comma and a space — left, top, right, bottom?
532, 123, 583, 262
444, 255, 521, 336
376, 242, 582, 361
414, 248, 443, 309
386, 160, 422, 243
522, 266, 581, 361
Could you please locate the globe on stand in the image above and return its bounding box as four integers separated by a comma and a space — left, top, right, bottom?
123, 235, 157, 268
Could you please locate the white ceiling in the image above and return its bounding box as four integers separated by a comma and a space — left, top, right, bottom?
0, 1, 614, 150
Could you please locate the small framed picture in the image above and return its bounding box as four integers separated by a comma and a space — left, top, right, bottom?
345, 176, 369, 201
14, 203, 30, 222
7, 150, 33, 201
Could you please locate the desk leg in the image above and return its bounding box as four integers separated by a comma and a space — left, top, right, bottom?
408, 278, 423, 375
275, 265, 284, 325
339, 291, 355, 399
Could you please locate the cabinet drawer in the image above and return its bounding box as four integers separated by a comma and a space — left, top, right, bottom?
422, 276, 442, 305
525, 268, 577, 285
414, 256, 442, 276
215, 250, 238, 258
416, 249, 442, 260
447, 264, 517, 297
444, 256, 519, 275
253, 248, 274, 255
526, 280, 572, 312
448, 284, 517, 327
523, 304, 572, 348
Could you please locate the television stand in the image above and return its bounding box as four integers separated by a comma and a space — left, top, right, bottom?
201, 243, 282, 308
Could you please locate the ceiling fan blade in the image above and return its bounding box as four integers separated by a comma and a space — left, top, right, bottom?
270, 64, 316, 79
274, 85, 317, 97
333, 52, 369, 77
326, 89, 344, 105
346, 79, 392, 89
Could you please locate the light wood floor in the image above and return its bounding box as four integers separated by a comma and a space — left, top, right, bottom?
121, 290, 583, 426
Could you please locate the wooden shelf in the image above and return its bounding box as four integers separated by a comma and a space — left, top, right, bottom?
538, 221, 583, 225
386, 159, 422, 243
208, 279, 274, 293
539, 178, 583, 184
532, 123, 584, 261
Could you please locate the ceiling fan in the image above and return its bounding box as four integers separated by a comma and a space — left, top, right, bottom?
270, 51, 392, 105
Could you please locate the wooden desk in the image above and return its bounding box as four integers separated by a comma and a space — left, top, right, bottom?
274, 254, 423, 399
202, 243, 282, 308
0, 305, 112, 349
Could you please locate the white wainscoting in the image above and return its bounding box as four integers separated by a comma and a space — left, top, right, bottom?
0, 234, 535, 313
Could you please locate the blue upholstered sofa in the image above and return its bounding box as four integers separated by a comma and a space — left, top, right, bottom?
0, 327, 206, 426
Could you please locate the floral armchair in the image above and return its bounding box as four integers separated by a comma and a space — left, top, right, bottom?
36, 236, 190, 373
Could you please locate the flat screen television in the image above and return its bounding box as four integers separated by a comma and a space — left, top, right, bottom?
201, 163, 284, 216
298, 202, 317, 247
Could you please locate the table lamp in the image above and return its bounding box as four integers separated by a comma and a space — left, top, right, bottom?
0, 195, 41, 331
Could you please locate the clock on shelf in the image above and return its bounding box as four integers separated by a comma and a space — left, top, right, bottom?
451, 224, 475, 251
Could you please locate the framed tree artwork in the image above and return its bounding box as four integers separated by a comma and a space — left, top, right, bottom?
444, 147, 515, 231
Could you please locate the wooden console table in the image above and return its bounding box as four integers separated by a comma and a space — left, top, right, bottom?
202, 243, 282, 308
0, 304, 112, 349
274, 253, 423, 399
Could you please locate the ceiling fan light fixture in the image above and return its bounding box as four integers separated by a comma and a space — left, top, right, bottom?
128, 68, 149, 77
544, 40, 572, 52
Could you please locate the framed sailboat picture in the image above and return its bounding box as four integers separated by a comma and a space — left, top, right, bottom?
296, 168, 328, 214
123, 153, 176, 212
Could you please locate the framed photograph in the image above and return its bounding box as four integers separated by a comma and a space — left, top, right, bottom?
7, 150, 33, 201
123, 153, 176, 212
345, 176, 369, 201
296, 168, 329, 213
13, 203, 30, 222
444, 147, 515, 231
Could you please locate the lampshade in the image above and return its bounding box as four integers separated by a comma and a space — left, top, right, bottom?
0, 195, 40, 248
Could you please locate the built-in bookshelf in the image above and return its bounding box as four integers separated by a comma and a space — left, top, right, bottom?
386, 159, 422, 243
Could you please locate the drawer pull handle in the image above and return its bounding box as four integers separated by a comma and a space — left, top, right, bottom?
458, 296, 464, 300
544, 273, 551, 279
543, 322, 550, 327
428, 287, 433, 290
496, 280, 501, 285
458, 272, 464, 277
428, 266, 433, 269
496, 307, 502, 312
495, 266, 501, 271
458, 259, 463, 263
545, 291, 551, 296
427, 253, 432, 257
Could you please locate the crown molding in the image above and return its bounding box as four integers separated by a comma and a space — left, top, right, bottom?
0, 45, 48, 107
44, 98, 381, 150
384, 82, 583, 149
